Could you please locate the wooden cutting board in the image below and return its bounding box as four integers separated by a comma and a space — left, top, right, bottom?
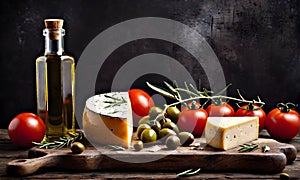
6, 138, 297, 176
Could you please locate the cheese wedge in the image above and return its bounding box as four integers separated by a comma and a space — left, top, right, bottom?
83, 92, 133, 148
205, 116, 259, 150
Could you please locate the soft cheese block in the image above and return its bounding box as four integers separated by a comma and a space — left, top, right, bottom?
205, 116, 259, 150
83, 92, 133, 148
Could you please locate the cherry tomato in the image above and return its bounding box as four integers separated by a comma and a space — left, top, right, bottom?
265, 104, 300, 141
8, 112, 46, 147
177, 108, 208, 137
129, 89, 155, 126
206, 103, 235, 117
235, 104, 266, 132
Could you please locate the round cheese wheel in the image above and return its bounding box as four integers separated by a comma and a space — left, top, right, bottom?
83, 92, 133, 148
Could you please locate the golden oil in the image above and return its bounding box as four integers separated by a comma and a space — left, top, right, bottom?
36, 19, 76, 142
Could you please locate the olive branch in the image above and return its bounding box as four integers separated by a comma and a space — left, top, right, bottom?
146, 81, 265, 119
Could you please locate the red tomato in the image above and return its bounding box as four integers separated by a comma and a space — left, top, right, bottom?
8, 113, 46, 147
235, 104, 267, 132
206, 103, 235, 117
177, 108, 208, 137
129, 89, 155, 126
265, 107, 300, 141
181, 101, 201, 111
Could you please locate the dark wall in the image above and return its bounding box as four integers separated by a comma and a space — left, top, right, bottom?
0, 0, 299, 128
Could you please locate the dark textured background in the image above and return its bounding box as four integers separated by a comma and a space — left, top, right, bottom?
0, 0, 299, 128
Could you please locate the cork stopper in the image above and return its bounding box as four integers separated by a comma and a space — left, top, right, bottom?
44, 19, 64, 40
44, 19, 64, 29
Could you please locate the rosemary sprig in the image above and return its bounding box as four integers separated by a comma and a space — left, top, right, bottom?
103, 94, 127, 115
238, 144, 258, 153
32, 132, 84, 149
104, 94, 122, 101
103, 94, 127, 109
176, 168, 201, 177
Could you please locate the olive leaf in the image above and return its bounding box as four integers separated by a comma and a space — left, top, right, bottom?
173, 80, 179, 89
164, 81, 177, 94
214, 83, 232, 96
147, 81, 265, 118
164, 81, 181, 100
184, 82, 193, 98
146, 82, 177, 100
189, 83, 198, 93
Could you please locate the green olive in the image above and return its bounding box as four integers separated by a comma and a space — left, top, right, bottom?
71, 142, 85, 154
136, 124, 151, 139
158, 128, 177, 143
159, 118, 172, 127
178, 132, 194, 146
149, 120, 161, 134
279, 173, 290, 180
140, 128, 157, 143
149, 106, 163, 119
138, 115, 150, 126
166, 106, 181, 123
165, 135, 181, 150
162, 121, 180, 134
133, 140, 144, 151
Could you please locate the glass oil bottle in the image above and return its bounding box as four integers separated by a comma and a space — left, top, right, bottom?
36, 19, 76, 142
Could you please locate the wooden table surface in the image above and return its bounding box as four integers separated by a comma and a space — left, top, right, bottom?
1, 129, 299, 179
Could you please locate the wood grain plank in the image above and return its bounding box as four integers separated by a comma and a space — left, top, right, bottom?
1, 129, 300, 179
6, 138, 296, 176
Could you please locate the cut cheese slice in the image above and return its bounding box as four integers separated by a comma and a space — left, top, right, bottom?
82, 92, 133, 148
205, 116, 259, 150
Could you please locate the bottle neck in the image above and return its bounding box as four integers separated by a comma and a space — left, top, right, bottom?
43, 28, 65, 55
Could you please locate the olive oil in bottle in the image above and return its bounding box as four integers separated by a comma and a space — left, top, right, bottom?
36, 19, 76, 141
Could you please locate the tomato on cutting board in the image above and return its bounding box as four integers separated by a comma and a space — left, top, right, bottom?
265, 103, 300, 141
206, 102, 235, 117
236, 104, 267, 132
8, 112, 46, 147
129, 89, 155, 127
177, 106, 208, 137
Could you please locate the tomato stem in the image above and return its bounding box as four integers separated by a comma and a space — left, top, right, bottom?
161, 94, 264, 116
248, 103, 254, 110
188, 101, 200, 110
277, 102, 298, 112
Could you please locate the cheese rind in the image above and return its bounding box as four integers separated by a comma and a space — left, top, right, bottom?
205, 116, 259, 150
83, 92, 133, 148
